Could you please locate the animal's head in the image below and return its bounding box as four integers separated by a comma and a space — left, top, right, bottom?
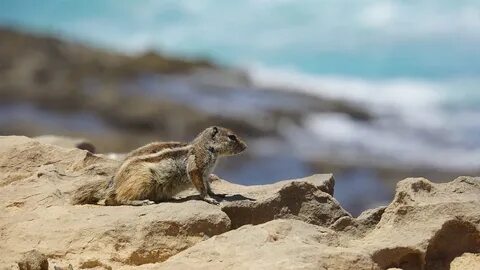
196, 126, 247, 156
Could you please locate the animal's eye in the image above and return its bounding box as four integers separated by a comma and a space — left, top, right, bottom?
211, 126, 219, 138
228, 135, 237, 141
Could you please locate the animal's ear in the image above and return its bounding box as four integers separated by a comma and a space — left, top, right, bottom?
211, 126, 219, 138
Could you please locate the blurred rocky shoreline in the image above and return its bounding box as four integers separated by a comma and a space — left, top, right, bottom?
0, 27, 371, 150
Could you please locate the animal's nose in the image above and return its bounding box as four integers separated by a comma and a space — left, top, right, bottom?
241, 142, 247, 151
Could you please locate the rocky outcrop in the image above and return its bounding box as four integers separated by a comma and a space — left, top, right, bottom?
160, 177, 480, 270
212, 174, 348, 228
1, 135, 479, 269
158, 219, 376, 270
362, 176, 480, 270
0, 135, 114, 187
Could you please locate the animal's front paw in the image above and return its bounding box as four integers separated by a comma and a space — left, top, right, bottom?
208, 174, 221, 182
202, 196, 219, 205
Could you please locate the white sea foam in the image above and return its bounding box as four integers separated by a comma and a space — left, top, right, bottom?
247, 65, 480, 171
303, 113, 480, 171
247, 64, 444, 111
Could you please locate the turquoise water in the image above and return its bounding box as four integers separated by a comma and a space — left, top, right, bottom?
1, 0, 479, 79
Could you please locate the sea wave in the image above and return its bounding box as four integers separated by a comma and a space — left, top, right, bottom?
247, 65, 480, 171
247, 65, 443, 110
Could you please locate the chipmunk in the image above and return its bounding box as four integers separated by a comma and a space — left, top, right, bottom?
71, 126, 247, 206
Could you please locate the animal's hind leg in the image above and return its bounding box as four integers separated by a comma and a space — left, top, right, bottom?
113, 167, 157, 206
103, 185, 120, 206
105, 191, 154, 206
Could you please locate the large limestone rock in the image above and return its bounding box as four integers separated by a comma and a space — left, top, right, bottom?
211, 174, 349, 228
1, 135, 479, 269
356, 177, 480, 270
160, 177, 480, 270
158, 219, 376, 270
2, 202, 230, 269
0, 135, 113, 188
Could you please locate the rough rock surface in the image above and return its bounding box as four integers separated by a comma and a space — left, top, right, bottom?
212, 174, 349, 228
1, 135, 480, 269
361, 177, 480, 270
160, 177, 480, 270
450, 253, 480, 270
34, 135, 96, 153
158, 219, 376, 270
17, 250, 48, 270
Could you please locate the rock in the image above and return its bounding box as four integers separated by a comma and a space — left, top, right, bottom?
213, 174, 348, 228
2, 135, 480, 270
356, 206, 386, 225
2, 202, 230, 268
160, 177, 480, 270
331, 206, 386, 235
354, 177, 480, 270
17, 250, 48, 270
159, 219, 376, 270
0, 136, 114, 187
34, 135, 96, 153
450, 253, 480, 270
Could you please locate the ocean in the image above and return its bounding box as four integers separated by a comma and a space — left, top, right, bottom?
1, 0, 480, 212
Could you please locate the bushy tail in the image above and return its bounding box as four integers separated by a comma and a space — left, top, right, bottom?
70, 178, 112, 205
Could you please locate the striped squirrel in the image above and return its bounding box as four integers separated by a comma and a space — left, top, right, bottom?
71, 126, 247, 206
